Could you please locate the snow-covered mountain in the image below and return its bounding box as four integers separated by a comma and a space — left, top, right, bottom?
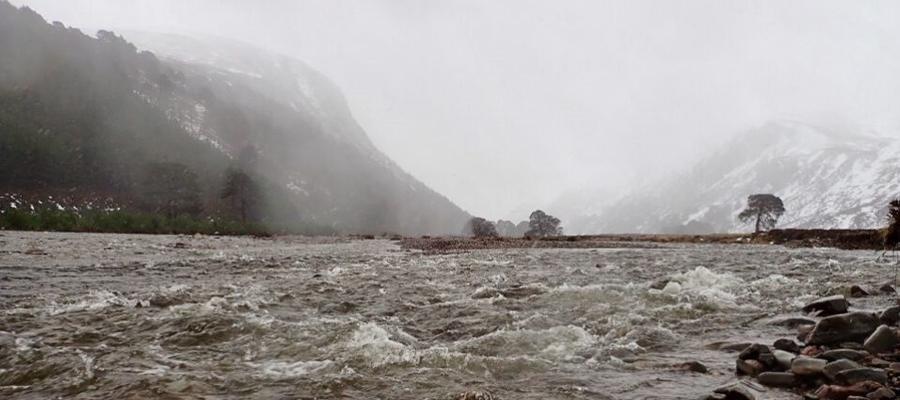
566, 121, 900, 234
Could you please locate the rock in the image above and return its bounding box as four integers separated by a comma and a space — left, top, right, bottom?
737, 359, 766, 376
455, 392, 496, 400
802, 345, 823, 356
774, 338, 802, 353
678, 361, 708, 373
815, 381, 883, 400
878, 306, 900, 326
825, 359, 862, 381
772, 317, 817, 328
835, 368, 888, 385
867, 387, 895, 399
772, 349, 796, 370
758, 353, 776, 368
887, 362, 900, 373
803, 295, 850, 316
850, 285, 870, 298
819, 349, 870, 362
714, 381, 759, 400
739, 343, 770, 360
758, 372, 796, 387
879, 284, 896, 294
867, 358, 889, 368
792, 356, 828, 376
807, 312, 881, 345
799, 325, 815, 343
864, 325, 900, 355
841, 342, 867, 350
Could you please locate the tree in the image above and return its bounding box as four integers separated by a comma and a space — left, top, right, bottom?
525, 210, 562, 238
463, 217, 498, 238
138, 162, 203, 219
884, 199, 900, 247
221, 170, 261, 223
738, 194, 785, 233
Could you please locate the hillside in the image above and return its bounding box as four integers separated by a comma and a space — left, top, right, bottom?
0, 2, 469, 235
565, 121, 900, 234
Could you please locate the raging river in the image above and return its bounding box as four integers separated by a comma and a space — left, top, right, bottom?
1, 231, 898, 399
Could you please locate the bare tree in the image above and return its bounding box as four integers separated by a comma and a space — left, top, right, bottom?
738, 194, 785, 233
221, 170, 261, 223
525, 210, 562, 238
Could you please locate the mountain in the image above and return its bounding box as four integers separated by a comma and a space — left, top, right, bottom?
565, 121, 900, 234
0, 2, 469, 235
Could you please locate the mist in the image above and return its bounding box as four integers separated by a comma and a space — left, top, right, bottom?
10, 0, 900, 222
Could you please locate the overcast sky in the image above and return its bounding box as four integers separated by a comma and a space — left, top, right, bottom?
12, 0, 900, 219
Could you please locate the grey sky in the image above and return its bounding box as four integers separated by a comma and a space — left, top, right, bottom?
12, 0, 900, 220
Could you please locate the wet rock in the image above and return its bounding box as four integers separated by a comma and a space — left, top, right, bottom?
867, 358, 889, 368
758, 353, 777, 368
455, 392, 496, 400
792, 356, 827, 376
878, 306, 900, 326
879, 284, 896, 295
799, 325, 815, 343
864, 325, 899, 355
757, 371, 796, 387
678, 361, 709, 373
802, 345, 824, 356
850, 285, 870, 298
841, 342, 867, 351
772, 317, 817, 328
714, 381, 760, 400
737, 359, 766, 376
815, 381, 883, 400
716, 342, 754, 352
739, 343, 770, 360
887, 362, 900, 373
807, 312, 881, 345
867, 387, 895, 399
824, 359, 862, 381
772, 349, 796, 370
819, 349, 869, 362
773, 338, 802, 353
803, 295, 849, 316
835, 368, 888, 385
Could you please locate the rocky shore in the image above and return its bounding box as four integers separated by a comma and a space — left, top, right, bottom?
707, 293, 900, 400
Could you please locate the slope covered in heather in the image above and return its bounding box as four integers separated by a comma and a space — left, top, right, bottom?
0, 2, 469, 235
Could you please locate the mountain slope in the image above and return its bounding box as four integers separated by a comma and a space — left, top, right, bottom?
0, 2, 469, 235
567, 121, 900, 234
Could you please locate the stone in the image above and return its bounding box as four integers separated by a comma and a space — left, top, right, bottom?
819, 349, 869, 362
773, 349, 796, 370
801, 345, 823, 356
824, 359, 862, 381
887, 362, 900, 373
678, 361, 708, 373
758, 353, 776, 368
771, 317, 817, 328
807, 312, 881, 345
878, 306, 900, 326
850, 285, 870, 298
879, 284, 896, 294
864, 325, 900, 355
792, 356, 828, 376
773, 338, 802, 353
841, 342, 867, 350
736, 359, 765, 376
815, 381, 884, 400
867, 387, 895, 399
757, 372, 796, 387
803, 295, 850, 316
739, 343, 770, 360
835, 368, 888, 385
714, 382, 759, 400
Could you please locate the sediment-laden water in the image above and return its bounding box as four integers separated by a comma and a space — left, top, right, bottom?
1, 231, 897, 399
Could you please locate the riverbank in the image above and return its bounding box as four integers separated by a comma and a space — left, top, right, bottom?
400, 229, 887, 253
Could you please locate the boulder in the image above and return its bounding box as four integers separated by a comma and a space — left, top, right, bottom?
757, 372, 796, 387
807, 312, 881, 345
773, 338, 802, 353
878, 306, 900, 326
803, 295, 849, 316
863, 325, 899, 355
792, 356, 827, 376
834, 368, 887, 385
736, 359, 765, 376
850, 285, 869, 298
824, 359, 862, 381
819, 349, 869, 362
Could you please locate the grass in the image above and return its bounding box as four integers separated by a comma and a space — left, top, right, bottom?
0, 206, 335, 236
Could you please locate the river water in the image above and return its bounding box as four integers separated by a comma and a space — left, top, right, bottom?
1, 231, 897, 399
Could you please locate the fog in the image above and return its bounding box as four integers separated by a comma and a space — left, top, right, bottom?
12, 0, 900, 220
